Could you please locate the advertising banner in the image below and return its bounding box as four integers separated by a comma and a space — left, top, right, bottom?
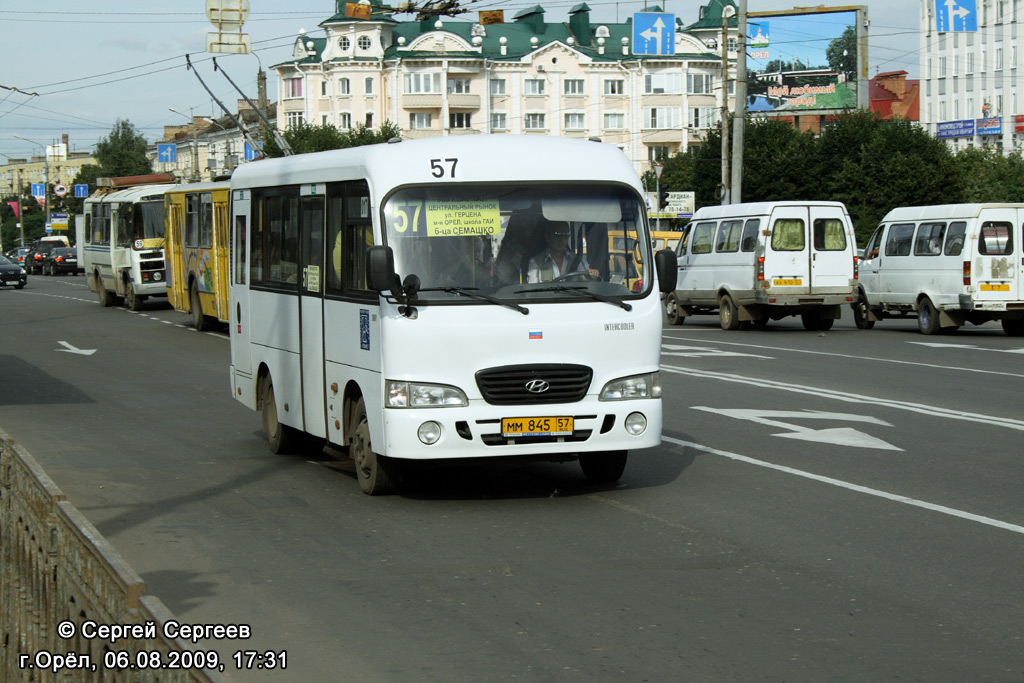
936, 119, 975, 138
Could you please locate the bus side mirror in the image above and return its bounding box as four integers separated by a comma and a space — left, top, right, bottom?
655, 248, 677, 293
366, 246, 397, 293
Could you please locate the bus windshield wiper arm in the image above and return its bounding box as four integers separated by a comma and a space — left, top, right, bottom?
516, 285, 633, 311
418, 287, 529, 315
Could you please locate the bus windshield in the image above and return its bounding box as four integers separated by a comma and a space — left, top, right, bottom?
382, 183, 651, 303
134, 200, 166, 242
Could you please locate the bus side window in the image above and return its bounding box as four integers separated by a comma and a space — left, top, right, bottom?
740, 219, 759, 252
884, 223, 915, 256
234, 216, 247, 285
944, 221, 966, 256
327, 180, 373, 296
200, 193, 214, 249
914, 222, 945, 256
186, 194, 199, 248
864, 226, 884, 259
690, 222, 716, 254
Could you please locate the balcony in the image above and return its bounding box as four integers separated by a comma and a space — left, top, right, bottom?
402, 94, 443, 109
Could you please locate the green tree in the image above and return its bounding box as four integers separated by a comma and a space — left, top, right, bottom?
263, 121, 402, 157
826, 26, 858, 82
94, 119, 153, 177
955, 148, 1024, 202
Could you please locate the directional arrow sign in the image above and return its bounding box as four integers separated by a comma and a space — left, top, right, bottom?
56, 341, 97, 356
632, 12, 675, 55
693, 407, 902, 451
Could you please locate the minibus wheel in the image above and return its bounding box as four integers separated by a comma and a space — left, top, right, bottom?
852, 296, 875, 330
579, 451, 628, 483
917, 297, 941, 335
261, 377, 299, 454
718, 294, 741, 330
1002, 318, 1024, 336
351, 397, 398, 495
665, 294, 684, 325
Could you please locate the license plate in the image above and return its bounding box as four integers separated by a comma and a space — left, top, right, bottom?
773, 278, 802, 286
980, 284, 1010, 292
502, 416, 573, 437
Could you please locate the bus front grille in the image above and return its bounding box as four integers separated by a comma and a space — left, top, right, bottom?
475, 364, 592, 405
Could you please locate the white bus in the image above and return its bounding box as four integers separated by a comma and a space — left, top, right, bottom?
228, 135, 677, 494
82, 175, 176, 310
854, 203, 1024, 335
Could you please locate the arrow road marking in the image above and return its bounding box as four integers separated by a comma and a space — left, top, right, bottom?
692, 407, 902, 451
56, 341, 96, 356
908, 341, 1024, 355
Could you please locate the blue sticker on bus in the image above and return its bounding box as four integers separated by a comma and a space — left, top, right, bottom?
360, 309, 370, 350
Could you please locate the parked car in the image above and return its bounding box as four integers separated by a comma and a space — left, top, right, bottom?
0, 253, 28, 289
5, 246, 31, 268
24, 235, 70, 274
42, 246, 79, 275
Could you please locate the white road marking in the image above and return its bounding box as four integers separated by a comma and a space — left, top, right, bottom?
692, 407, 901, 451
662, 343, 774, 360
908, 341, 1024, 355
663, 436, 1024, 536
56, 341, 97, 356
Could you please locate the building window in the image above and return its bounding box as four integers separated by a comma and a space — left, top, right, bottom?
603, 112, 625, 129
525, 113, 546, 130
648, 145, 670, 161
490, 112, 507, 130
321, 80, 329, 97
410, 113, 432, 129
525, 78, 546, 95
365, 112, 373, 128
490, 79, 506, 95
338, 77, 351, 95
404, 72, 441, 94
564, 79, 585, 95
339, 112, 352, 129
448, 78, 471, 94
687, 73, 713, 95
358, 35, 373, 50
322, 114, 330, 126
338, 36, 350, 51
564, 112, 585, 130
285, 111, 305, 129
604, 79, 624, 95
449, 112, 472, 128
644, 72, 682, 94
365, 77, 374, 95
688, 107, 715, 129
645, 106, 682, 129
284, 77, 303, 99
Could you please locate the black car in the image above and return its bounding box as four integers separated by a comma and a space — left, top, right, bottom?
24, 238, 69, 275
0, 253, 28, 289
42, 246, 79, 275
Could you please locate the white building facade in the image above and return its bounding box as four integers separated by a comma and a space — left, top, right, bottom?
274, 2, 739, 179
920, 0, 1023, 153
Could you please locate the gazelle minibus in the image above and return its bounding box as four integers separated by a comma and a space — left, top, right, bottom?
228, 135, 677, 494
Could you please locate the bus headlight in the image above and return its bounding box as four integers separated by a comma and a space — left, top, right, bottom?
386, 381, 468, 408
625, 412, 648, 435
599, 372, 662, 401
418, 421, 442, 444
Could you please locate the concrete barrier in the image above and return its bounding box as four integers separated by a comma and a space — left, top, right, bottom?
1, 429, 237, 682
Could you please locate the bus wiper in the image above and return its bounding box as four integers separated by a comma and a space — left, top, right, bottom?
516, 285, 632, 311
418, 286, 529, 315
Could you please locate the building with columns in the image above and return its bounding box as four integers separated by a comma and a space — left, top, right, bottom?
275, 1, 740, 179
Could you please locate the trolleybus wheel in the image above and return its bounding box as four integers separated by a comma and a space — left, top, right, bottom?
191, 282, 212, 331
917, 297, 941, 335
261, 377, 299, 454
351, 397, 398, 495
579, 450, 628, 483
97, 274, 115, 307
718, 293, 740, 330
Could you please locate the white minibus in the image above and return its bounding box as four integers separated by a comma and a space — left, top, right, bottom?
228, 135, 677, 494
854, 204, 1024, 335
83, 176, 176, 310
666, 201, 858, 330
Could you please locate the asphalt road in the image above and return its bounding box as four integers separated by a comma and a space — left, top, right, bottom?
2, 274, 1022, 682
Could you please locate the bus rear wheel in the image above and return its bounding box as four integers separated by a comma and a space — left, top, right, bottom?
191, 282, 212, 331
719, 294, 740, 330
351, 397, 398, 495
579, 451, 628, 483
917, 297, 941, 335
261, 377, 299, 454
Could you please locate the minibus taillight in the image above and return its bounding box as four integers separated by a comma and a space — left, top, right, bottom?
853, 255, 859, 280
756, 257, 765, 281
963, 261, 971, 286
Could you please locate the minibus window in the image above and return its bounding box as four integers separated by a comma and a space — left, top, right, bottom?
690, 223, 715, 254
771, 219, 805, 251
884, 223, 915, 256
716, 220, 742, 252
944, 222, 966, 256
914, 222, 945, 256
813, 218, 847, 251
740, 219, 759, 252
979, 222, 1012, 255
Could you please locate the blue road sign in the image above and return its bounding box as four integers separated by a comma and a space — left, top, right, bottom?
244, 141, 263, 161
632, 12, 675, 56
936, 0, 977, 32
157, 143, 177, 163
74, 184, 89, 198
31, 183, 45, 197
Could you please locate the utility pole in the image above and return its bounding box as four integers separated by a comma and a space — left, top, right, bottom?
170, 108, 201, 182
15, 135, 50, 229
720, 4, 733, 205
731, 0, 747, 204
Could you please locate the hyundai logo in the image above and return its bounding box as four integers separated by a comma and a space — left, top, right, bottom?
525, 379, 550, 393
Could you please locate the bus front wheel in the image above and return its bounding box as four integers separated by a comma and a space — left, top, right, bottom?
351, 397, 398, 495
125, 281, 143, 311
97, 274, 115, 307
261, 377, 299, 454
191, 282, 212, 331
579, 451, 628, 483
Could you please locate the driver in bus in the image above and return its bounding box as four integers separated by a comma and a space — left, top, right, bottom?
526, 221, 599, 283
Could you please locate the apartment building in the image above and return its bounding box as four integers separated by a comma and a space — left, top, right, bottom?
274, 1, 739, 177
920, 0, 1022, 153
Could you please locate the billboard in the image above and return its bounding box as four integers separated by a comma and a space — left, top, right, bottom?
746, 8, 865, 114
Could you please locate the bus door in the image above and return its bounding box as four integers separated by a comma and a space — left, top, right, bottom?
299, 187, 327, 439
167, 198, 186, 310
764, 205, 811, 294
808, 204, 853, 293
974, 207, 1018, 303
215, 197, 230, 321
230, 191, 252, 377
112, 202, 132, 278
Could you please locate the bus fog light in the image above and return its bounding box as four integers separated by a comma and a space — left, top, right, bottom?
418, 421, 442, 444
624, 412, 647, 435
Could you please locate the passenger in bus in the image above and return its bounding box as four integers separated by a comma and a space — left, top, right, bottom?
526, 222, 599, 283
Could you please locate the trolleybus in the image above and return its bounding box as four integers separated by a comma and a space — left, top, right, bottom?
228, 135, 677, 494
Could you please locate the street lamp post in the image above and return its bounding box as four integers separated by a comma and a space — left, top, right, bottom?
169, 108, 201, 182
14, 135, 51, 232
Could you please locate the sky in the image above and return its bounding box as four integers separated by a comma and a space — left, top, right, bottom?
0, 1, 921, 162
